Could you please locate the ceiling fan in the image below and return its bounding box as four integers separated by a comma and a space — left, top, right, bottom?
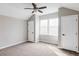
24, 3, 47, 13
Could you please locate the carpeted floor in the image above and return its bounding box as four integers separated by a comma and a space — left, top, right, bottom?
0, 42, 78, 56
0, 42, 58, 56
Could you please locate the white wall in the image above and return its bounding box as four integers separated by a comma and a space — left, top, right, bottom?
35, 14, 39, 42
0, 15, 27, 49
39, 12, 58, 19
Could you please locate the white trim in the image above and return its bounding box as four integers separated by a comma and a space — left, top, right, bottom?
0, 41, 26, 50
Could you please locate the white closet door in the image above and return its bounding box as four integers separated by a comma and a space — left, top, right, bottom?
61, 15, 78, 51
28, 21, 35, 42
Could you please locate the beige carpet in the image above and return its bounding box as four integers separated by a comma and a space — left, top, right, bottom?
0, 42, 57, 56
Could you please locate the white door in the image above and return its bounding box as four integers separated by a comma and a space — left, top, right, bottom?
61, 15, 78, 51
28, 21, 35, 42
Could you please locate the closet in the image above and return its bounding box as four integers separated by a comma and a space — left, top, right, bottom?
60, 15, 79, 52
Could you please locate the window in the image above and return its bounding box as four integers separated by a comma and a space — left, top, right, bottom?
40, 18, 58, 36
40, 20, 48, 35
49, 18, 58, 36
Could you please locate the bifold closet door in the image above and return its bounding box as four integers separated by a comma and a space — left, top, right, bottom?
61, 15, 78, 51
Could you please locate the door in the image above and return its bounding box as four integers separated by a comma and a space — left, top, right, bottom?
28, 20, 35, 42
61, 15, 78, 51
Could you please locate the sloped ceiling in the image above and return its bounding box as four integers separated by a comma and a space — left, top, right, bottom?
37, 3, 79, 15
0, 3, 79, 20
0, 3, 33, 20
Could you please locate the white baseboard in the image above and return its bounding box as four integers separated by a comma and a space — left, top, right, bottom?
0, 40, 27, 50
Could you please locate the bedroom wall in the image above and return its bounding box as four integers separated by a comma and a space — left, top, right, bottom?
35, 14, 40, 42
0, 15, 27, 49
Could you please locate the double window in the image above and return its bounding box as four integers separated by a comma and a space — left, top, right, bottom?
40, 18, 58, 36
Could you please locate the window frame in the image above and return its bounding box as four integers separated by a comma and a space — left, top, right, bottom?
39, 17, 58, 36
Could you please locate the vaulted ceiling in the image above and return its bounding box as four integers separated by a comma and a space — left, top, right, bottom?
0, 3, 32, 20
0, 3, 79, 20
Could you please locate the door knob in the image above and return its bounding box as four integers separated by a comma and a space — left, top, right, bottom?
62, 34, 65, 36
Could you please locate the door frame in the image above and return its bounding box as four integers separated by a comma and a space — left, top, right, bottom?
27, 17, 35, 42
60, 15, 78, 51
